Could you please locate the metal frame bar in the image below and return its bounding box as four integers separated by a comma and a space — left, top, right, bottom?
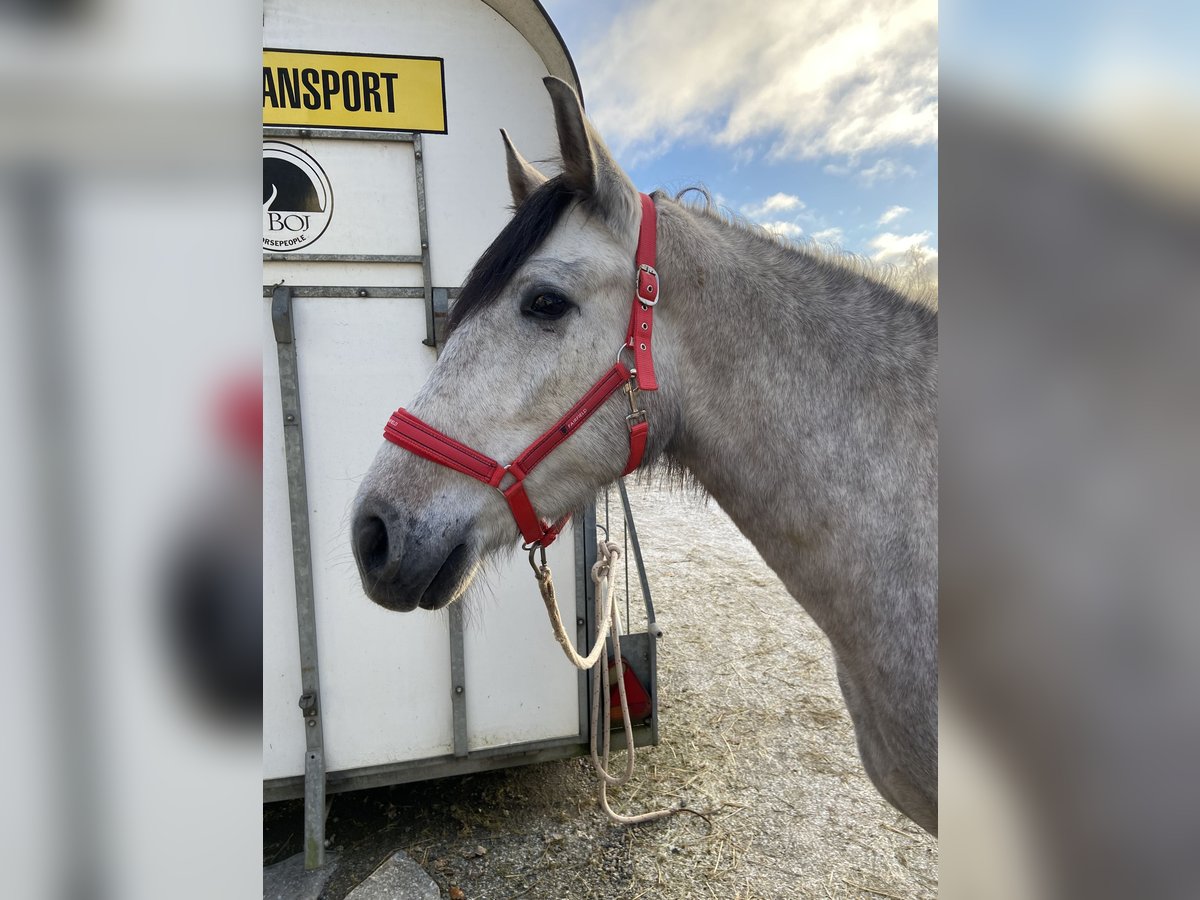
264, 126, 417, 143
584, 500, 600, 744
263, 253, 422, 264
264, 734, 592, 803
259, 286, 461, 301
617, 480, 656, 624
270, 285, 327, 870
413, 134, 437, 347
448, 603, 469, 757
575, 505, 593, 741
260, 286, 422, 299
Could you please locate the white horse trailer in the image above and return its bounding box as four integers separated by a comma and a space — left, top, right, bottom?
263, 0, 659, 868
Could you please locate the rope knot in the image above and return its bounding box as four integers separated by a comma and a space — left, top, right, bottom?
591, 539, 621, 584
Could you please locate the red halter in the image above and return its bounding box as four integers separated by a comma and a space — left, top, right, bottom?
382, 193, 660, 549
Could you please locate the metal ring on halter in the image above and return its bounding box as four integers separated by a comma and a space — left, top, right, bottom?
615, 342, 636, 368
496, 465, 517, 495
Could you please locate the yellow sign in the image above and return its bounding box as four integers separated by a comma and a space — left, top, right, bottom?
263, 49, 446, 133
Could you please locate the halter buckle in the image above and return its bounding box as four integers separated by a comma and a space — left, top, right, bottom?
636, 264, 660, 307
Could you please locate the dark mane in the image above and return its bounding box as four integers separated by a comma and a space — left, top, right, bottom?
448, 176, 580, 331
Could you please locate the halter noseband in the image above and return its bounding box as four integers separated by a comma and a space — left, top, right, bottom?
382, 193, 661, 549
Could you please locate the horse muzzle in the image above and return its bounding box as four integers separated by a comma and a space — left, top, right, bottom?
351, 498, 478, 612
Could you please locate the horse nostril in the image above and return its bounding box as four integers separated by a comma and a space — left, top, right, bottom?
354, 515, 389, 574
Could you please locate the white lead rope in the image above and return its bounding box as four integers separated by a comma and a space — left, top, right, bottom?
533, 539, 709, 827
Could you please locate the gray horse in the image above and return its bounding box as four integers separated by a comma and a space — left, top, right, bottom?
352, 77, 938, 835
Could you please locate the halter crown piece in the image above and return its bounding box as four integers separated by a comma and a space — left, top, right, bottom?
382, 193, 660, 549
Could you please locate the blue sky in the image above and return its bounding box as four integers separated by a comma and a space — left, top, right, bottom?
542, 0, 938, 280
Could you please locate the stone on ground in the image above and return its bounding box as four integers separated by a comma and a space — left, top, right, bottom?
263, 852, 339, 900
345, 850, 439, 900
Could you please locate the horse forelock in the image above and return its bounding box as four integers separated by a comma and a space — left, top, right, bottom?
448, 176, 582, 332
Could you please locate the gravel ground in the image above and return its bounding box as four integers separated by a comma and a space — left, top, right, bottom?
264, 481, 938, 898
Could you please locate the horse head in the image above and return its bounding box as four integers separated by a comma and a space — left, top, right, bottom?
351, 78, 662, 612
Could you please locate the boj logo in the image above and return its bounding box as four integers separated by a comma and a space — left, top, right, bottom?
263, 141, 333, 252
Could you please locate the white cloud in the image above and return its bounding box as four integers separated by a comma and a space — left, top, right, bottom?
761, 221, 805, 239
857, 158, 917, 185
741, 192, 805, 219
822, 158, 918, 185
579, 0, 938, 163
870, 230, 938, 280
870, 229, 933, 259
877, 205, 910, 225
811, 227, 845, 245
739, 193, 808, 241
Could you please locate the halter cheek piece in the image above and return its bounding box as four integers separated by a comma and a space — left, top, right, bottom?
382, 193, 660, 550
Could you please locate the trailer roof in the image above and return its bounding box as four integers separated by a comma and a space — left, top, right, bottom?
480, 0, 583, 107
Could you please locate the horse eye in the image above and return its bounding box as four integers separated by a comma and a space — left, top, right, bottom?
522, 292, 573, 320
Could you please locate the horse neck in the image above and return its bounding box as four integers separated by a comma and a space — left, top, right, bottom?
648, 200, 938, 623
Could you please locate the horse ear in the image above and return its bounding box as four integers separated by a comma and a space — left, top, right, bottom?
542, 76, 638, 230
500, 129, 547, 207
